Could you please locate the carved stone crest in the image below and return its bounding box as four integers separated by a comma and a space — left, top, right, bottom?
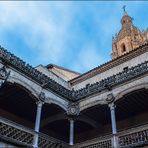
67, 102, 80, 117
0, 66, 9, 80
0, 66, 10, 88
39, 92, 46, 102
106, 93, 115, 104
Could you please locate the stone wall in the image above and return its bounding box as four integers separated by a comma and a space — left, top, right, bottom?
72, 51, 148, 90
36, 65, 70, 89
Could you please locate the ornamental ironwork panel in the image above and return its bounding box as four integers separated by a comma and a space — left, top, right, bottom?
73, 60, 148, 100
76, 125, 148, 148
0, 118, 69, 148
38, 136, 68, 148
119, 129, 148, 147
0, 121, 34, 146
81, 139, 112, 148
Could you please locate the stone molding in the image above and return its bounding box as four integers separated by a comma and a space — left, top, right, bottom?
70, 43, 148, 85
79, 75, 148, 112
0, 46, 73, 100
73, 60, 148, 100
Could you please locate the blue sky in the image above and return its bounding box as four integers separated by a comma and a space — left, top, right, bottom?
0, 1, 148, 73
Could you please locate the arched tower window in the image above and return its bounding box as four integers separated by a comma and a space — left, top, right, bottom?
121, 43, 126, 53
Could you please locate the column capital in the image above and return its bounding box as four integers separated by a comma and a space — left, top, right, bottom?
36, 101, 44, 107
68, 116, 76, 121
39, 92, 46, 102
106, 93, 115, 104
67, 102, 80, 117
108, 102, 116, 110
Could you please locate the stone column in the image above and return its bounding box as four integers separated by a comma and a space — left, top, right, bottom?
108, 102, 119, 148
34, 101, 43, 148
69, 118, 74, 145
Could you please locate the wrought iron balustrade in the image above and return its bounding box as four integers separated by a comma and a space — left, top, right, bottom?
38, 133, 68, 148
73, 60, 148, 100
0, 46, 148, 101
0, 117, 68, 148
0, 117, 34, 147
119, 124, 148, 147
81, 139, 112, 148
74, 124, 148, 148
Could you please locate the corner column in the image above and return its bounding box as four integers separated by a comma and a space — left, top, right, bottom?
67, 102, 79, 146
34, 101, 43, 148
108, 102, 119, 148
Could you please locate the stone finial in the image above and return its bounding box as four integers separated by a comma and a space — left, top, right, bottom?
122, 5, 126, 13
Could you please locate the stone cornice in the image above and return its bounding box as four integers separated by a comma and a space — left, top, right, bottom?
0, 46, 73, 100
0, 45, 148, 101
70, 43, 148, 86
72, 60, 148, 100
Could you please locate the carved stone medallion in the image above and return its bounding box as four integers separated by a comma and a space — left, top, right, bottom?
67, 102, 80, 117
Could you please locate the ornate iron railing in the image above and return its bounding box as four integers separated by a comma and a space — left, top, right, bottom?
0, 117, 68, 148
0, 46, 148, 101
38, 133, 68, 148
0, 46, 73, 100
119, 124, 148, 147
74, 124, 148, 148
73, 60, 148, 100
81, 138, 111, 148
0, 117, 34, 147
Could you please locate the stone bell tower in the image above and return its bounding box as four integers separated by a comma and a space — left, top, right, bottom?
112, 6, 148, 59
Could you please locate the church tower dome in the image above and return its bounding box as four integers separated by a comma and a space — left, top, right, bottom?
111, 6, 148, 60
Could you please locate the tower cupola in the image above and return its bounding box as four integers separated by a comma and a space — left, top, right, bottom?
111, 6, 147, 60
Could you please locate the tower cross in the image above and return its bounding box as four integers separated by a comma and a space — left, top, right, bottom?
123, 5, 126, 13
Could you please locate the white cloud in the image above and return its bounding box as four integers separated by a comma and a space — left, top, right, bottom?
0, 1, 76, 64
0, 1, 147, 73
72, 42, 104, 73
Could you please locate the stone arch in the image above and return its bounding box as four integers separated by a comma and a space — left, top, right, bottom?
115, 82, 148, 102
79, 92, 108, 112
7, 74, 41, 100
0, 81, 38, 128
8, 73, 69, 111
48, 98, 68, 112
41, 113, 98, 128
121, 43, 126, 53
